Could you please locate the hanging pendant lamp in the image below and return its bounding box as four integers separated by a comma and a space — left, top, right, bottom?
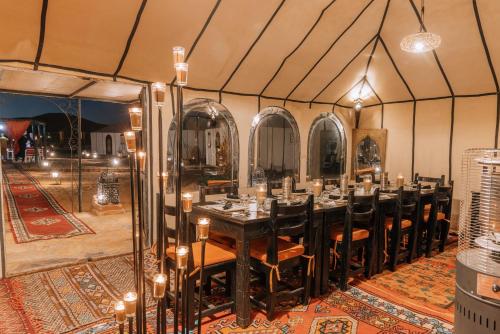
400, 0, 441, 53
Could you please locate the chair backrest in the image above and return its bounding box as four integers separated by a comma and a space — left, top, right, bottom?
291, 177, 306, 193
345, 188, 380, 230
199, 184, 238, 203
394, 185, 421, 226
414, 173, 445, 186
265, 194, 314, 265
321, 176, 339, 190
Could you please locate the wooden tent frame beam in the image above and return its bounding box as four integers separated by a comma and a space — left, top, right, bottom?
113, 0, 148, 81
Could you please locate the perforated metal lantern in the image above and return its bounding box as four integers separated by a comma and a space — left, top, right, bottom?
97, 172, 120, 205
456, 149, 500, 334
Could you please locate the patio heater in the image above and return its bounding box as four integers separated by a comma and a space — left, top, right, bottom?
455, 149, 500, 333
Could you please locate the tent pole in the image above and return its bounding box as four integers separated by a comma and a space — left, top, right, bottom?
77, 99, 82, 213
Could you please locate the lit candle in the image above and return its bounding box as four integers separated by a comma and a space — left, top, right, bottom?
152, 82, 166, 107
176, 246, 189, 269
182, 193, 192, 213
175, 62, 188, 86
172, 46, 185, 65
128, 107, 143, 131
123, 292, 137, 317
396, 173, 405, 188
51, 171, 59, 179
124, 131, 136, 153
114, 301, 126, 324
157, 172, 168, 190
256, 184, 267, 206
42, 161, 49, 167
312, 179, 322, 197
197, 217, 210, 240
363, 177, 372, 193
137, 151, 146, 170
153, 273, 167, 299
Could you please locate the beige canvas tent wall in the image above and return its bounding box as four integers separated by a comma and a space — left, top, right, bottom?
1, 0, 500, 242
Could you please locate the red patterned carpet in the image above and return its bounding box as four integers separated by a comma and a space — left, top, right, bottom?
0, 247, 456, 334
2, 163, 94, 243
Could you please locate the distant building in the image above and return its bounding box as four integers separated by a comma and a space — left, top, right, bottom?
90, 123, 128, 156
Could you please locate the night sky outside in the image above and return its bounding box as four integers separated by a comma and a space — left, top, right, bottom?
0, 92, 130, 126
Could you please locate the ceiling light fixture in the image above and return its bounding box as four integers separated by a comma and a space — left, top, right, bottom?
400, 0, 441, 53
354, 99, 363, 111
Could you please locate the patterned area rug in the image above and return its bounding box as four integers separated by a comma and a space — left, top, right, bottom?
0, 255, 155, 334
2, 163, 94, 243
0, 248, 456, 333
355, 247, 457, 326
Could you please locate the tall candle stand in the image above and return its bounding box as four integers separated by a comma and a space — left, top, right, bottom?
153, 81, 168, 334
197, 218, 210, 333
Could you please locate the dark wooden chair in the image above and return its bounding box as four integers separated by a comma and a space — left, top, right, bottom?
322, 176, 339, 191
418, 181, 453, 257
249, 195, 315, 320
385, 185, 421, 271
414, 173, 445, 186
330, 189, 380, 291
199, 183, 238, 203
163, 205, 236, 329
199, 184, 238, 248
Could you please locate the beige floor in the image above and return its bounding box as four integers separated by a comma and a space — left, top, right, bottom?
3, 161, 134, 276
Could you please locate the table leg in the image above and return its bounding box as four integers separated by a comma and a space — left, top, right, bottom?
235, 239, 251, 328
321, 218, 331, 294
312, 215, 323, 297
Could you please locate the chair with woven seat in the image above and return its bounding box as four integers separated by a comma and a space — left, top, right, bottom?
330, 188, 380, 291
163, 205, 236, 328
385, 185, 421, 271
418, 182, 453, 257
249, 195, 315, 320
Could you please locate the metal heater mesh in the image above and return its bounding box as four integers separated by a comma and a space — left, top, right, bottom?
458, 148, 500, 276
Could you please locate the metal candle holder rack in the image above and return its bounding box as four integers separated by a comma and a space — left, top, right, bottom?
116, 46, 211, 334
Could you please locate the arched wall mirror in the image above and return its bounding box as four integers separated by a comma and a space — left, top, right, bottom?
307, 112, 346, 181
351, 128, 387, 178
166, 98, 239, 192
248, 106, 300, 186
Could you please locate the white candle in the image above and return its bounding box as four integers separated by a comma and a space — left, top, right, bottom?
176, 246, 189, 269
114, 301, 126, 324
197, 217, 210, 240
396, 173, 405, 188
153, 273, 167, 299
123, 292, 137, 316
256, 184, 266, 206
312, 179, 322, 197
182, 193, 192, 213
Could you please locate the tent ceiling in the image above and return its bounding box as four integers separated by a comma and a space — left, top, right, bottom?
0, 0, 498, 107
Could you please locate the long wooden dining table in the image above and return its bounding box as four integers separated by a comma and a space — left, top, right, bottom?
189, 187, 436, 328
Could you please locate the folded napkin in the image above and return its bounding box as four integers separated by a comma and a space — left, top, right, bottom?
202, 204, 247, 213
